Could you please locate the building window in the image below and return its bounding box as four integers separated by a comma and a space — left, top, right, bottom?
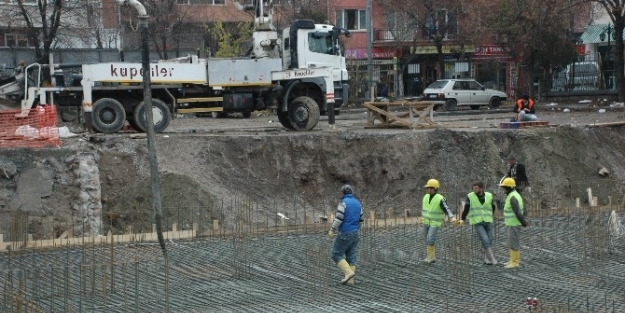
0, 31, 30, 48
423, 9, 457, 39
336, 9, 367, 30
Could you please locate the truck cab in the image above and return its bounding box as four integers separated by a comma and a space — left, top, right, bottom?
282, 20, 350, 113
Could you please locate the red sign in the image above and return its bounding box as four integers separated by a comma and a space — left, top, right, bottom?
473, 45, 511, 60
575, 44, 585, 55
345, 48, 401, 59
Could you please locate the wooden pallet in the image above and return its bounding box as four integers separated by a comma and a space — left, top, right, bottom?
499, 121, 549, 129
364, 101, 437, 128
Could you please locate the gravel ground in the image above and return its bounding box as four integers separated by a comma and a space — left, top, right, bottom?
162, 103, 625, 135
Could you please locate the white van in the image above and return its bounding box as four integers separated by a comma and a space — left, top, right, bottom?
552, 62, 600, 91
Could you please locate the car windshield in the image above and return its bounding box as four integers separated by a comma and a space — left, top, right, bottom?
427, 80, 449, 89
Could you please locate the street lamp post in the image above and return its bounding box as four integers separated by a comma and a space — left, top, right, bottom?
600, 24, 615, 89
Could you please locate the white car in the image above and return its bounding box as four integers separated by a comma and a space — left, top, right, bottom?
422, 79, 507, 110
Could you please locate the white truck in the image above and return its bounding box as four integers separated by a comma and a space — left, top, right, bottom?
0, 0, 350, 133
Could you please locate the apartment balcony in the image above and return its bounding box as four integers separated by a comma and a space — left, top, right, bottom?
373, 28, 459, 44
374, 29, 418, 43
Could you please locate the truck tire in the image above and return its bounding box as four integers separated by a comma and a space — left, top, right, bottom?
92, 98, 126, 133
242, 112, 252, 118
133, 99, 172, 133
288, 96, 320, 131
277, 111, 294, 130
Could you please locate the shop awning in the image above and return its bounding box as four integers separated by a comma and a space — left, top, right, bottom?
580, 24, 625, 44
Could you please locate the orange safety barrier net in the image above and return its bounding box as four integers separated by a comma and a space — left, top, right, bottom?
0, 105, 61, 148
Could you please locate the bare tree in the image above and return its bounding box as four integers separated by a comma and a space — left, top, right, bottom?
272, 0, 330, 28
589, 0, 625, 100
378, 0, 470, 78
484, 0, 583, 97
10, 0, 65, 63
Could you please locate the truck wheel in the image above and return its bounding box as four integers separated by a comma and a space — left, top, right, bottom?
277, 111, 294, 130
242, 112, 252, 118
288, 96, 320, 131
133, 99, 172, 133
92, 98, 126, 133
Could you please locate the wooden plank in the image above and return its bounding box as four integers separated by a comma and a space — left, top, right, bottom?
587, 121, 625, 127
177, 97, 223, 103
177, 107, 223, 113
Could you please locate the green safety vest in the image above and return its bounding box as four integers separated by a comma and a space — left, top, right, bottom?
503, 191, 524, 226
467, 192, 494, 225
422, 194, 445, 227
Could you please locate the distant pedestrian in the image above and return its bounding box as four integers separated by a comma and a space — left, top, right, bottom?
499, 178, 529, 269
511, 94, 538, 122
506, 155, 530, 193
461, 182, 498, 265
422, 178, 460, 263
328, 184, 363, 285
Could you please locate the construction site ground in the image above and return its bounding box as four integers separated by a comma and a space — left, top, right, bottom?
1, 102, 625, 312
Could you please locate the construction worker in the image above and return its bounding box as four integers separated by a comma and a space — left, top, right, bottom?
507, 155, 530, 193
499, 177, 529, 269
460, 182, 497, 265
328, 184, 363, 285
511, 94, 538, 122
422, 178, 459, 263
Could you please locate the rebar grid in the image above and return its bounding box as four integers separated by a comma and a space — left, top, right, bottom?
1, 204, 624, 312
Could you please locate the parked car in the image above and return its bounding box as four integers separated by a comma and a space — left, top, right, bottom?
422, 79, 508, 110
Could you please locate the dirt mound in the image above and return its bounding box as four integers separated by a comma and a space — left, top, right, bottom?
104, 172, 217, 234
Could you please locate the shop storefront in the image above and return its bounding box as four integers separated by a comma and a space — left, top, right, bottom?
471, 45, 514, 97
402, 45, 474, 96
345, 47, 402, 99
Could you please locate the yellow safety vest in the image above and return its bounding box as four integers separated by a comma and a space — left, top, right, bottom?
422, 194, 445, 227
504, 191, 524, 226
467, 192, 494, 225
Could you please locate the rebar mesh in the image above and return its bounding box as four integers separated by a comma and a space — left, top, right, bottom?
1, 201, 624, 312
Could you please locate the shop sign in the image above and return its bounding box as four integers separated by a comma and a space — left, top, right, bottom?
345, 47, 401, 59
473, 45, 511, 60
412, 45, 475, 55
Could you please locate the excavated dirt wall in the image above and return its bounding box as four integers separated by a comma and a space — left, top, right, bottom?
1, 126, 624, 239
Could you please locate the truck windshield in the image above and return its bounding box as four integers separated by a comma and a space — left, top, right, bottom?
308, 33, 338, 56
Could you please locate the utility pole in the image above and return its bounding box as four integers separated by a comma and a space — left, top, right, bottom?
367, 0, 373, 101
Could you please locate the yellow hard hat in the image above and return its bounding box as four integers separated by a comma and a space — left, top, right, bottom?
499, 177, 516, 187
424, 179, 440, 189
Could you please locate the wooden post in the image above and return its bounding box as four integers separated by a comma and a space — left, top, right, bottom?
172, 223, 177, 232
592, 196, 598, 208
213, 220, 219, 231
576, 198, 580, 208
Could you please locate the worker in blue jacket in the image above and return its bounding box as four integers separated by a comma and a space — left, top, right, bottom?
328, 184, 363, 285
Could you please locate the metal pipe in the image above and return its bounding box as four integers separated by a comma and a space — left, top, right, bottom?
115, 0, 167, 260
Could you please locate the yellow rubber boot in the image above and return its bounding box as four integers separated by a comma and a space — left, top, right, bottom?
346, 265, 356, 285
505, 250, 520, 269
336, 259, 355, 284
503, 249, 513, 266
424, 245, 436, 263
